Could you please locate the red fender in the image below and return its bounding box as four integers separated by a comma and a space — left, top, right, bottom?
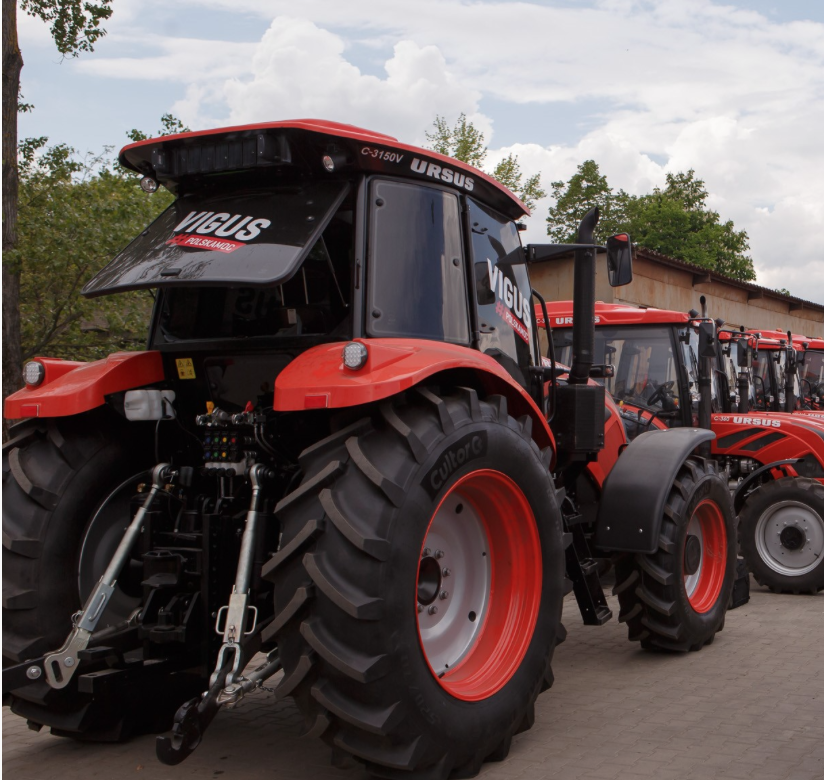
4, 352, 164, 419
274, 338, 554, 450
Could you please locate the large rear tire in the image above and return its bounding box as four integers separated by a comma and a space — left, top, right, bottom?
739, 477, 824, 594
3, 411, 153, 663
613, 457, 735, 651
263, 387, 564, 779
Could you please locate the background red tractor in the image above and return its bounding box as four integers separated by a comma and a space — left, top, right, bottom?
3, 120, 735, 777
542, 300, 824, 595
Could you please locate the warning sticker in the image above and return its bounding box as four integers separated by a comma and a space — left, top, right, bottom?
176, 358, 196, 379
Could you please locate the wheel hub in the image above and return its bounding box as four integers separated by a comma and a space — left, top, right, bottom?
416, 495, 489, 676
684, 534, 702, 576
755, 500, 824, 576
779, 524, 805, 551
417, 555, 443, 606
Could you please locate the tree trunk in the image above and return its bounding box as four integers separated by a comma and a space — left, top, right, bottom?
3, 0, 23, 439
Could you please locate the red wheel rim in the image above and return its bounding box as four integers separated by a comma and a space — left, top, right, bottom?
416, 469, 542, 701
685, 499, 727, 613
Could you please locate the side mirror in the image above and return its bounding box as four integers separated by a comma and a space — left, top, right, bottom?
606, 234, 633, 287
698, 321, 717, 358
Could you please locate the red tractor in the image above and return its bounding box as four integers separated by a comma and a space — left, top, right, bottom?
719, 328, 824, 417
3, 120, 735, 776
541, 300, 824, 595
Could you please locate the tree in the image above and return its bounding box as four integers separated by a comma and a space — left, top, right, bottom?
425, 113, 487, 169
11, 115, 187, 365
623, 171, 754, 280
3, 0, 114, 425
425, 114, 545, 211
11, 144, 172, 364
491, 154, 546, 212
546, 160, 627, 243
546, 163, 755, 281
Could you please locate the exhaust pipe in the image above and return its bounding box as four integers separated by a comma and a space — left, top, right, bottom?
569, 207, 600, 386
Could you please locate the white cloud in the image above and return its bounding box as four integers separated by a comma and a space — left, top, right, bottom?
208, 18, 482, 143
28, 0, 824, 301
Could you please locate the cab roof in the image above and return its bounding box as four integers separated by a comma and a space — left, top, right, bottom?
119, 118, 529, 219
534, 301, 689, 328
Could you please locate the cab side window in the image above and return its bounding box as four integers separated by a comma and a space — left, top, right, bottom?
367, 179, 469, 343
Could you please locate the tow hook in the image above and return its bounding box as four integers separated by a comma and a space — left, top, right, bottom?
156, 464, 281, 764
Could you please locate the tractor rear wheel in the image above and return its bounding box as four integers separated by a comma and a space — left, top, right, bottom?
264, 387, 564, 779
739, 477, 824, 594
613, 458, 735, 651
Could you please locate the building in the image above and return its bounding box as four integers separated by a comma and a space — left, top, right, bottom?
530, 246, 824, 338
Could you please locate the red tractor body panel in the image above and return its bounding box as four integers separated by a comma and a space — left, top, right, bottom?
711, 413, 824, 475
535, 301, 689, 328
274, 338, 554, 449
4, 352, 165, 419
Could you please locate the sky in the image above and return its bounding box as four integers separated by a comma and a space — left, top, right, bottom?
16, 0, 824, 304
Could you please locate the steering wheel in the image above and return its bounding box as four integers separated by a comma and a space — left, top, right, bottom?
647, 380, 676, 407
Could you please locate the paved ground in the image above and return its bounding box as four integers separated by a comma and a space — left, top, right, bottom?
3, 578, 823, 780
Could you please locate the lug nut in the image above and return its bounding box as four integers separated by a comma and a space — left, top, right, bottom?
422, 547, 431, 558
439, 590, 449, 600
428, 605, 438, 615
435, 550, 445, 559
417, 604, 424, 613
442, 568, 451, 577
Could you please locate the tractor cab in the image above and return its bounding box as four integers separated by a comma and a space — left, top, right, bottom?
542, 302, 703, 437
69, 119, 561, 420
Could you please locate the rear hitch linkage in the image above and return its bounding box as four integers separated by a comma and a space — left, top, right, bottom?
39, 464, 175, 690
156, 463, 282, 765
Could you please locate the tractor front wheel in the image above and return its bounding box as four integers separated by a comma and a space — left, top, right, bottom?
739, 477, 824, 594
614, 458, 735, 651
265, 387, 564, 779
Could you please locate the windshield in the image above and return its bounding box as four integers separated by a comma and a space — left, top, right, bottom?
801, 350, 824, 406
83, 181, 350, 297
553, 325, 682, 414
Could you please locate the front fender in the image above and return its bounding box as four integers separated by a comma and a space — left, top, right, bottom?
274, 338, 554, 448
4, 352, 164, 419
594, 427, 716, 554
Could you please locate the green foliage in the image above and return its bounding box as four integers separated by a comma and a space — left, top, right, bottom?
546, 160, 627, 243
20, 0, 113, 57
426, 114, 487, 169
127, 113, 190, 144
491, 154, 546, 212
425, 115, 545, 212
546, 163, 755, 281
623, 170, 754, 281
12, 116, 189, 362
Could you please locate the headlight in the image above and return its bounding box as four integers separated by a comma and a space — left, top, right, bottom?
23, 361, 45, 387
342, 341, 368, 370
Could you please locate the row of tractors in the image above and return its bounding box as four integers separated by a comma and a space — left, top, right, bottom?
2, 119, 821, 778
